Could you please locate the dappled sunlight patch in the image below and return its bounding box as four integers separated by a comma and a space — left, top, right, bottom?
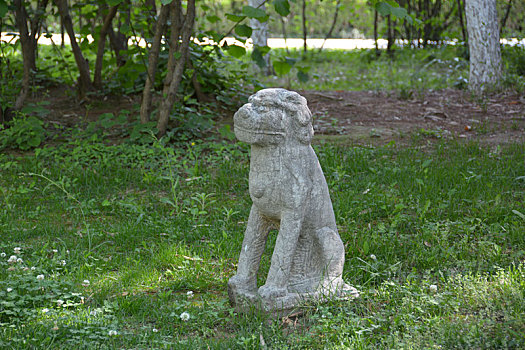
285, 263, 524, 348
91, 243, 233, 303
448, 264, 525, 312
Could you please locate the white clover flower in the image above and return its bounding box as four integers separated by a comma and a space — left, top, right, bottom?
31, 266, 36, 271
429, 284, 438, 294
61, 260, 66, 266
180, 312, 190, 321
152, 328, 159, 333
16, 258, 23, 263
56, 299, 64, 307
36, 274, 45, 281
108, 330, 118, 336
82, 280, 90, 287
90, 308, 103, 316
52, 249, 58, 253
370, 254, 377, 261
0, 252, 6, 258
14, 247, 21, 254
6, 288, 13, 292
186, 291, 194, 298
8, 255, 17, 264
42, 308, 49, 313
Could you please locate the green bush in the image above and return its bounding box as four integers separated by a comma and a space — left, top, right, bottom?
503, 46, 525, 76
0, 115, 46, 150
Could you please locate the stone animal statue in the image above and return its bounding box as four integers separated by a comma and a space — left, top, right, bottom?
228, 88, 358, 313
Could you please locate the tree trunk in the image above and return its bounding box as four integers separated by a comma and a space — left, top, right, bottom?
29, 0, 48, 63
55, 0, 94, 98
13, 0, 48, 109
373, 10, 379, 56
14, 0, 33, 109
249, 0, 269, 70
164, 0, 183, 84
140, 4, 170, 123
465, 0, 502, 93
109, 0, 130, 68
301, 0, 307, 54
93, 4, 119, 89
318, 0, 341, 53
60, 16, 65, 47
500, 0, 513, 34
108, 29, 128, 67
188, 60, 210, 103
156, 0, 196, 137
386, 15, 395, 55
280, 15, 290, 54
456, 0, 467, 44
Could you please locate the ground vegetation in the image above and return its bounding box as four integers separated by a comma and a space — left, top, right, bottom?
0, 1, 524, 348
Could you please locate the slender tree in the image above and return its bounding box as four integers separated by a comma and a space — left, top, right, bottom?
301, 0, 307, 54
55, 0, 94, 97
249, 0, 269, 68
456, 0, 467, 43
318, 0, 341, 52
373, 9, 379, 56
500, 0, 513, 34
108, 0, 130, 68
93, 4, 119, 89
13, 0, 48, 109
140, 4, 170, 123
156, 0, 196, 137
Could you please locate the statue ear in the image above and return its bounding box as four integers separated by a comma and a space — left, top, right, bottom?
297, 124, 314, 144
295, 105, 312, 126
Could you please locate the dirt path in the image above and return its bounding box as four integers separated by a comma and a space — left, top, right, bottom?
22, 86, 525, 147
301, 89, 525, 146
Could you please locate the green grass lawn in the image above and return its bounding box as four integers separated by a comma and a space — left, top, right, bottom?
1, 137, 524, 348
261, 46, 525, 94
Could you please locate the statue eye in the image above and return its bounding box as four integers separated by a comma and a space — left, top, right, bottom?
256, 105, 269, 113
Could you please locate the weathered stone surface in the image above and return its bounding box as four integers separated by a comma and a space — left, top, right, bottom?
228, 88, 358, 314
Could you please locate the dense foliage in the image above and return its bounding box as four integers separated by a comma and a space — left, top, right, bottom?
1, 0, 523, 141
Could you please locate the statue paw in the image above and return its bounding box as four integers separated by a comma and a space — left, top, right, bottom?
341, 284, 360, 298
258, 285, 287, 299
228, 275, 256, 294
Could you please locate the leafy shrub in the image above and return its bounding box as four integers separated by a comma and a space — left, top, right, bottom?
0, 115, 46, 150
503, 46, 525, 76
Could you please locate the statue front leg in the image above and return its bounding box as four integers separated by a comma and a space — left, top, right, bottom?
258, 211, 302, 299
228, 205, 271, 295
